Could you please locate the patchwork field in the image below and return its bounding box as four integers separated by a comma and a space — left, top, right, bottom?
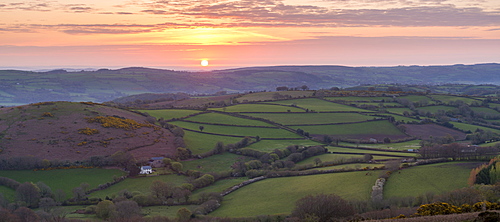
265, 98, 371, 112
0, 168, 126, 200
210, 104, 305, 112
244, 139, 323, 152
171, 121, 302, 138
182, 131, 244, 154
185, 112, 274, 126
138, 109, 201, 120
245, 112, 376, 125
291, 120, 407, 140
210, 171, 380, 217
384, 162, 485, 198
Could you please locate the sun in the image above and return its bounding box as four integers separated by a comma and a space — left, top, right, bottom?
201, 59, 209, 66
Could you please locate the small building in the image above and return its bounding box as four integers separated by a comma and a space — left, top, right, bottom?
150, 157, 165, 168
140, 166, 153, 174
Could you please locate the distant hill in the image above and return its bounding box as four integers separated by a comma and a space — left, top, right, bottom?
0, 102, 179, 162
0, 63, 499, 105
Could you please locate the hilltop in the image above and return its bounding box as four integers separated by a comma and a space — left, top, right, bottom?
0, 102, 179, 162
1, 63, 499, 105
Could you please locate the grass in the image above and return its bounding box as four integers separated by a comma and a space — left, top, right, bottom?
137, 109, 201, 120
89, 174, 188, 199
0, 168, 125, 199
191, 178, 248, 200
417, 105, 456, 114
337, 140, 421, 151
470, 107, 500, 115
386, 108, 413, 115
398, 95, 434, 104
182, 153, 254, 173
325, 96, 394, 102
318, 163, 386, 171
237, 91, 314, 102
245, 113, 375, 125
183, 131, 244, 155
328, 147, 418, 157
430, 95, 480, 105
244, 139, 323, 152
384, 161, 486, 198
290, 120, 406, 137
171, 121, 302, 138
210, 104, 305, 112
185, 112, 274, 126
210, 171, 380, 217
452, 122, 500, 134
143, 205, 198, 218
265, 98, 371, 112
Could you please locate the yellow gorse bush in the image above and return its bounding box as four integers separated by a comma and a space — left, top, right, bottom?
85, 116, 153, 130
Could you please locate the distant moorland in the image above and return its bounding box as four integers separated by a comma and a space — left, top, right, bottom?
1, 63, 499, 105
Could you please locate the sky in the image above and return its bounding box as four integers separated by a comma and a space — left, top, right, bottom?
0, 0, 499, 70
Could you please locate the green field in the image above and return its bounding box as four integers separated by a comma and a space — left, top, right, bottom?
245, 113, 375, 125
386, 107, 413, 115
470, 107, 500, 115
191, 178, 248, 200
452, 122, 500, 134
210, 171, 379, 217
328, 147, 418, 157
244, 139, 323, 152
290, 120, 406, 137
183, 131, 244, 155
384, 162, 485, 198
171, 121, 302, 139
337, 140, 421, 151
138, 109, 201, 120
326, 96, 393, 102
430, 95, 480, 105
210, 104, 305, 112
0, 169, 126, 200
237, 91, 314, 102
417, 105, 456, 113
318, 163, 386, 171
182, 153, 253, 173
89, 174, 188, 199
265, 98, 371, 112
142, 205, 198, 218
397, 95, 434, 104
185, 112, 274, 126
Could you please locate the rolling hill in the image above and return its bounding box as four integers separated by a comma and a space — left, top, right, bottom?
1, 63, 499, 105
0, 102, 179, 162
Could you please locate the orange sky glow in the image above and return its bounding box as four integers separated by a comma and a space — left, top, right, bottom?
0, 0, 499, 70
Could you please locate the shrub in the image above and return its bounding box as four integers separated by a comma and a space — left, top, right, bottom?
291, 194, 355, 222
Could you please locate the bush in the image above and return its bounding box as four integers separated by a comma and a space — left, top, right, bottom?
291, 194, 355, 222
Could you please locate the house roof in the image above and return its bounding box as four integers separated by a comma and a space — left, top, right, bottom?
141, 166, 152, 170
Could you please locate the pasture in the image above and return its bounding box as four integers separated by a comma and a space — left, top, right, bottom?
171, 121, 302, 139
384, 162, 485, 198
337, 140, 421, 151
244, 139, 323, 152
210, 171, 379, 217
430, 95, 480, 105
138, 109, 201, 120
245, 112, 375, 125
290, 120, 406, 139
397, 95, 434, 104
386, 107, 413, 115
182, 153, 253, 173
210, 104, 305, 112
325, 96, 393, 102
451, 122, 500, 134
0, 169, 126, 199
417, 105, 456, 113
328, 147, 418, 158
89, 174, 188, 199
182, 131, 244, 155
191, 178, 248, 200
237, 91, 314, 102
265, 98, 371, 112
185, 112, 274, 126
